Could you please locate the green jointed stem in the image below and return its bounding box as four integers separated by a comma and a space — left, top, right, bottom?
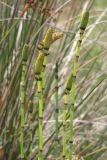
37, 29, 63, 159
28, 100, 33, 158
36, 74, 43, 160
20, 44, 29, 159
62, 74, 72, 159
54, 62, 59, 160
69, 12, 89, 160
62, 94, 68, 159
35, 57, 43, 160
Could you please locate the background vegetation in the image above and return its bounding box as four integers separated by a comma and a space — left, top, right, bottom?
0, 0, 107, 160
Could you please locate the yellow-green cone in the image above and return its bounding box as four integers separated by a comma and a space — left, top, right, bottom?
80, 11, 89, 30
66, 74, 72, 92
42, 28, 53, 49
22, 44, 29, 61
35, 51, 45, 75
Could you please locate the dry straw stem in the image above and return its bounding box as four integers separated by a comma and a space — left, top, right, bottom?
0, 147, 4, 160
69, 11, 89, 160
20, 44, 29, 159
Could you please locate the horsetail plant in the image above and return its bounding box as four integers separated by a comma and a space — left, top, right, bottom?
20, 44, 29, 159
35, 27, 63, 159
35, 28, 53, 160
62, 74, 72, 159
2, 0, 106, 159
69, 11, 89, 160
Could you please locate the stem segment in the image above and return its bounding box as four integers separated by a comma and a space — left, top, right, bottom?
20, 44, 29, 159
37, 75, 43, 160
55, 62, 59, 160
62, 74, 72, 159
28, 100, 33, 158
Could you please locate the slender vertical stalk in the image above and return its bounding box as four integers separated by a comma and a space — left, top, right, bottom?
35, 50, 44, 160
37, 74, 43, 160
62, 74, 72, 159
20, 44, 29, 159
54, 62, 59, 160
28, 100, 33, 158
69, 12, 89, 160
